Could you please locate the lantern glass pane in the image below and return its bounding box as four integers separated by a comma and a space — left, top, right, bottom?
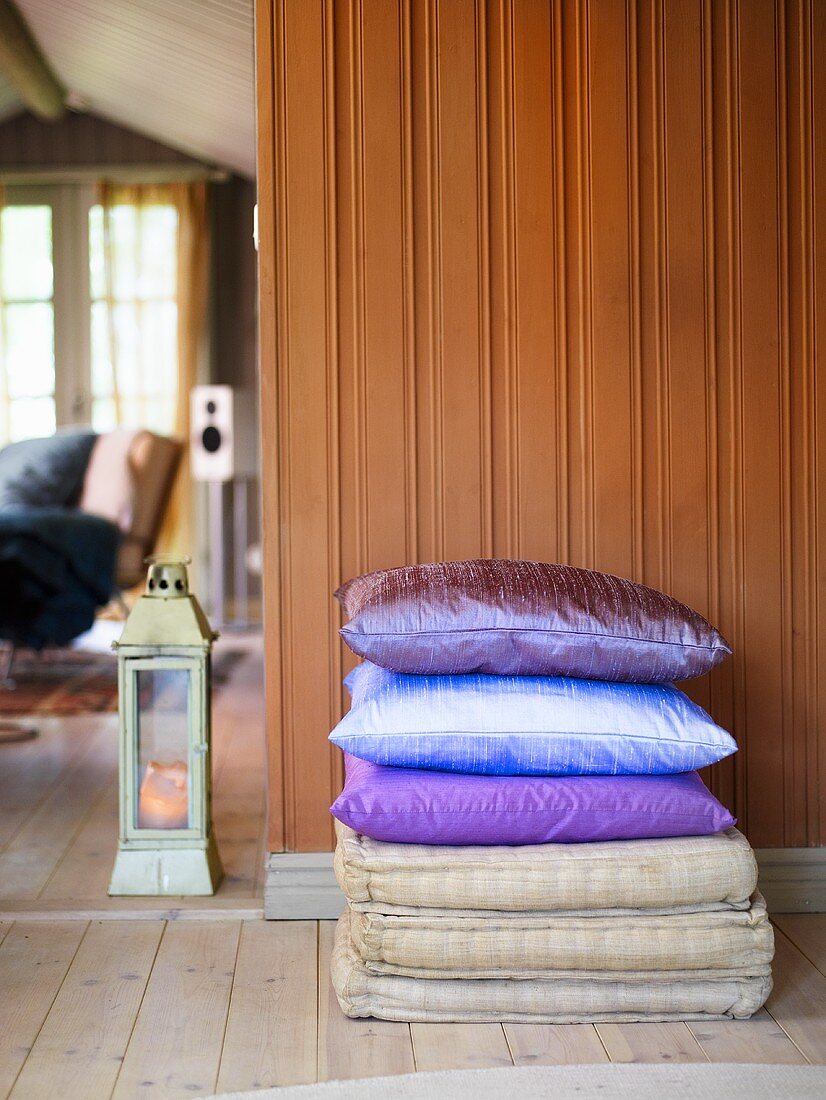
135, 667, 191, 830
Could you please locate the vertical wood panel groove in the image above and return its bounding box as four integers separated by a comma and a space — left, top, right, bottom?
776, 0, 794, 845
586, 0, 597, 571
579, 0, 595, 568
278, 0, 296, 847
551, 0, 569, 563
627, 0, 643, 579
813, 0, 826, 852
731, 0, 749, 834
322, 0, 342, 831
428, 0, 444, 561
401, 0, 418, 565
352, 0, 367, 574
800, 0, 819, 845
655, 0, 672, 594
273, 0, 292, 850
701, 0, 723, 803
702, 0, 720, 635
476, 0, 493, 559
255, 0, 285, 853
500, 0, 519, 558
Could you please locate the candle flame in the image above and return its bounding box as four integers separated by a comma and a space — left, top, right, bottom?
138, 760, 189, 829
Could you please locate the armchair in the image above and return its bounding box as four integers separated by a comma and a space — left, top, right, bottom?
0, 427, 182, 665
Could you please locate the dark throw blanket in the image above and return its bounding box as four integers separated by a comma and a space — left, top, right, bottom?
0, 507, 119, 648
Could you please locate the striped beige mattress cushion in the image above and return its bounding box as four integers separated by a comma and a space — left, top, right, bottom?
334, 822, 758, 912
332, 913, 772, 1024
348, 893, 774, 978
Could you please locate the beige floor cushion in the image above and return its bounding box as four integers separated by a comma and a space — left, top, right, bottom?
332, 913, 772, 1023
335, 822, 758, 912
348, 894, 774, 977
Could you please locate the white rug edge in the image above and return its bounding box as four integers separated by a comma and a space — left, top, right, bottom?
215, 1061, 826, 1100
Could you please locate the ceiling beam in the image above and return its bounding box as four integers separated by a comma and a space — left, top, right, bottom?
0, 0, 65, 121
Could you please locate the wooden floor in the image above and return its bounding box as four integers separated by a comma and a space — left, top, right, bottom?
0, 916, 825, 1097
2, 638, 826, 1097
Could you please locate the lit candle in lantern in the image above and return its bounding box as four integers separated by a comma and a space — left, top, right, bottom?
138, 760, 189, 829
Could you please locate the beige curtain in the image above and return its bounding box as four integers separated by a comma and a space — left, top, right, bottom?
97, 180, 210, 560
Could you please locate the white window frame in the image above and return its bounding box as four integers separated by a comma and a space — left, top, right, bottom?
4, 182, 96, 430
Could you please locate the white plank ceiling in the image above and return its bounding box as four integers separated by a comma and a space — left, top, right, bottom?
3, 0, 255, 177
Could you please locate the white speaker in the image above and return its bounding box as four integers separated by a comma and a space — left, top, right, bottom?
190, 385, 255, 482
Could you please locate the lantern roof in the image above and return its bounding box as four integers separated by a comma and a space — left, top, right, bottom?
116, 559, 217, 649
116, 592, 217, 649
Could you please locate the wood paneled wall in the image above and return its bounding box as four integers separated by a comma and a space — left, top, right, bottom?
256, 0, 825, 852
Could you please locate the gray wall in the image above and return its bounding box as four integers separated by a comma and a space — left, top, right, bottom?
0, 109, 204, 169
208, 174, 261, 617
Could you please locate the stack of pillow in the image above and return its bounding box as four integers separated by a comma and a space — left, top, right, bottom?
328, 559, 774, 1023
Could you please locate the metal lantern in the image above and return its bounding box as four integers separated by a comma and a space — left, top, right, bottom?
108, 557, 223, 896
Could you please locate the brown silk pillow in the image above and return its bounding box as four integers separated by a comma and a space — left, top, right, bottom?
335, 559, 731, 682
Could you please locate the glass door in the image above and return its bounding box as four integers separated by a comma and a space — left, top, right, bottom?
0, 199, 56, 443
0, 184, 93, 446
0, 183, 180, 448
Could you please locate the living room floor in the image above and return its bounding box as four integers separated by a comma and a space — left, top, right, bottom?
1, 639, 825, 1098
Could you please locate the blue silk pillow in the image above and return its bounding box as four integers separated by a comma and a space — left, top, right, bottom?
329, 662, 737, 776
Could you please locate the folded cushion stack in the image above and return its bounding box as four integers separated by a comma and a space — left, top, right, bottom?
328, 559, 773, 1023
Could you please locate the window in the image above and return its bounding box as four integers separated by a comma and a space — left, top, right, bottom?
0, 205, 56, 442
89, 202, 179, 435
0, 185, 180, 447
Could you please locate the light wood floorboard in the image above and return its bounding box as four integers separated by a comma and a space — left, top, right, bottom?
411, 1022, 513, 1071
111, 922, 241, 1099
0, 723, 115, 899
216, 920, 317, 1092
762, 928, 826, 1063
10, 921, 162, 1100
594, 1021, 707, 1063
503, 1022, 610, 1065
0, 718, 97, 849
774, 914, 826, 975
40, 784, 118, 902
687, 1008, 808, 1064
0, 922, 87, 1097
317, 920, 415, 1081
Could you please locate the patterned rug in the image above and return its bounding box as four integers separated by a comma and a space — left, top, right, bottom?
0, 647, 245, 716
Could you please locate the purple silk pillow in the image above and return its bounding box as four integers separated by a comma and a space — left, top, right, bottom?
335, 559, 731, 682
330, 753, 735, 846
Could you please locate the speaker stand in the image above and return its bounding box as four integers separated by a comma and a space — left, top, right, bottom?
208, 480, 225, 627
232, 476, 250, 629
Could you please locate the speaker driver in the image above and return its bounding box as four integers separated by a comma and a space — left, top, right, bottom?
202, 425, 222, 453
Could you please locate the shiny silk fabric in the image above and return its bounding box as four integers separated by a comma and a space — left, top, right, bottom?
335, 559, 731, 682
329, 662, 737, 776
331, 753, 735, 845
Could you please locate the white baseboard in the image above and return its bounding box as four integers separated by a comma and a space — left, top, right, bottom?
756, 848, 826, 913
264, 852, 343, 919
263, 847, 826, 918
